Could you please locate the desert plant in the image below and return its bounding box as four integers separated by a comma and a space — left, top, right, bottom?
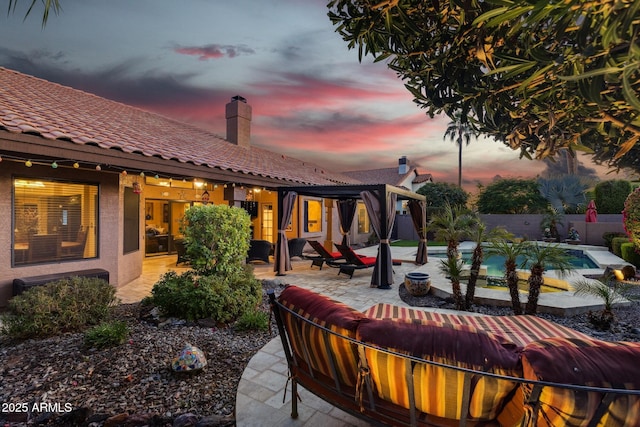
150, 266, 261, 323
235, 309, 269, 331
426, 202, 475, 260
438, 256, 466, 311
465, 221, 512, 310
1, 277, 117, 339
486, 240, 528, 315
522, 243, 573, 315
573, 276, 636, 331
537, 175, 588, 214
84, 321, 129, 349
181, 204, 252, 276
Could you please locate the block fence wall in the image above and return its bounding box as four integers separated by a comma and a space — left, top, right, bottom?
394, 214, 625, 247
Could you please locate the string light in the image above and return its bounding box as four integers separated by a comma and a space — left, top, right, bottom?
122, 170, 127, 176
51, 161, 58, 169
25, 160, 32, 167
96, 165, 101, 171
73, 162, 80, 169
140, 171, 145, 177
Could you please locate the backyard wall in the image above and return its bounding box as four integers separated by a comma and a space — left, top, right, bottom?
394, 214, 626, 246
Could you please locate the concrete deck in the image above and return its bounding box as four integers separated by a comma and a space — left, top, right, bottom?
115, 243, 626, 427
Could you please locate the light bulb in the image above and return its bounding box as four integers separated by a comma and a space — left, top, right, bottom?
73, 162, 79, 169
25, 160, 32, 167
51, 161, 58, 168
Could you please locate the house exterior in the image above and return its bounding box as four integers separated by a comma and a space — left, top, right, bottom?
343, 156, 433, 213
0, 67, 376, 306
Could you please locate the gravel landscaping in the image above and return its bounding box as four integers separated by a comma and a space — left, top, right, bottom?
1, 281, 638, 426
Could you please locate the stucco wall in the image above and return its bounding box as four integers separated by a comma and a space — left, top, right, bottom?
0, 162, 134, 307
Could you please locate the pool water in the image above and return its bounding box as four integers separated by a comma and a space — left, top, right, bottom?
432, 248, 598, 277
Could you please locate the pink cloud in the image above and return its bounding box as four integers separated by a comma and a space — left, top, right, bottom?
174, 44, 254, 60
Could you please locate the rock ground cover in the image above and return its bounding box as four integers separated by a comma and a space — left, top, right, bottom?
1, 281, 638, 426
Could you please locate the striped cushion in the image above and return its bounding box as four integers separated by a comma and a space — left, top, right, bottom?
357, 317, 522, 421
278, 285, 364, 386
521, 337, 640, 427
364, 303, 592, 347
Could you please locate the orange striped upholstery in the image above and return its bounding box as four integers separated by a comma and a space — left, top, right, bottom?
278, 285, 364, 387
357, 317, 522, 421
364, 303, 592, 347
521, 337, 640, 427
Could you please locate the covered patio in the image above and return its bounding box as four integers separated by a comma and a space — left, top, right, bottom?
274, 184, 427, 288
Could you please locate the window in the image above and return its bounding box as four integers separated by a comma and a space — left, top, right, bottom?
303, 198, 323, 233
357, 202, 370, 234
13, 177, 98, 265
123, 186, 139, 254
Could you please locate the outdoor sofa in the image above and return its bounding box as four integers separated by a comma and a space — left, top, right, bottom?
269, 285, 640, 426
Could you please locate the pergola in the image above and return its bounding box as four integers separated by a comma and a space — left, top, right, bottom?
275, 184, 427, 288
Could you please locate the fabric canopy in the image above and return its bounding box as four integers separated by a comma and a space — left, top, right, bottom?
337, 199, 357, 247
275, 191, 297, 275
361, 190, 397, 288
407, 199, 428, 265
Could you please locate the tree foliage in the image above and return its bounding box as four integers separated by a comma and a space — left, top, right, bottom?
537, 175, 590, 214
417, 182, 469, 209
595, 179, 633, 214
328, 0, 640, 173
477, 179, 548, 214
623, 187, 640, 252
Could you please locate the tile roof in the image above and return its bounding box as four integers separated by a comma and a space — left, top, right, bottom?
342, 167, 415, 186
0, 67, 358, 186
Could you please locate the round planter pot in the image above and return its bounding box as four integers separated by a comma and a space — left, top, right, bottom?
404, 272, 431, 296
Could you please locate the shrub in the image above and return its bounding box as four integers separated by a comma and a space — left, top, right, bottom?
621, 243, 640, 268
1, 277, 117, 339
602, 231, 627, 251
235, 309, 269, 331
84, 321, 129, 349
151, 266, 261, 323
623, 186, 640, 252
595, 180, 632, 214
611, 237, 629, 257
181, 204, 251, 276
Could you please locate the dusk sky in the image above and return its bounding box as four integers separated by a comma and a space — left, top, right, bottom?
1, 1, 626, 190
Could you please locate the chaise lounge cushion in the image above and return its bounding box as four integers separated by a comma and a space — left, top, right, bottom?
356, 317, 523, 421
278, 285, 365, 386
521, 337, 640, 427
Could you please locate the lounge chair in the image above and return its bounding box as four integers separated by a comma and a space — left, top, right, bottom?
333, 243, 378, 278
307, 240, 343, 269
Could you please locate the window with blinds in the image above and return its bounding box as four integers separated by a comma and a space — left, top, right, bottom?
13, 177, 99, 266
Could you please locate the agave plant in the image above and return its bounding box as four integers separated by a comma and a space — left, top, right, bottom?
573, 276, 636, 331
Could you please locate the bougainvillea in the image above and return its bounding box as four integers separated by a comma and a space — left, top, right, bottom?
622, 187, 640, 251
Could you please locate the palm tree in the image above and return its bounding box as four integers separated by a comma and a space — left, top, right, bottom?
439, 256, 466, 311
443, 112, 479, 188
485, 239, 528, 315
427, 203, 475, 310
573, 275, 636, 330
426, 203, 475, 260
466, 222, 512, 310
523, 243, 573, 315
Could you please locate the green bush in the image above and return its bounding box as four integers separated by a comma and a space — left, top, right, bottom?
595, 180, 632, 214
1, 277, 117, 339
621, 243, 640, 268
612, 237, 629, 257
602, 232, 628, 251
623, 186, 640, 252
181, 204, 251, 276
235, 309, 269, 331
151, 266, 261, 323
84, 321, 129, 349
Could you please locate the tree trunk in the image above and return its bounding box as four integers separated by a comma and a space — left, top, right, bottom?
525, 266, 545, 314
466, 246, 483, 309
505, 265, 522, 315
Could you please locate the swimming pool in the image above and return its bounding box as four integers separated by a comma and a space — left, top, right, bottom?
431, 248, 598, 277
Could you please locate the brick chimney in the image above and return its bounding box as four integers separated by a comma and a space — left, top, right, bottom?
226, 95, 252, 147
398, 156, 409, 174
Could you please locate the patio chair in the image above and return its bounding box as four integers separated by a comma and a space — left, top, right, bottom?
307, 240, 344, 270
247, 239, 272, 264
174, 238, 189, 266
333, 243, 378, 279
287, 238, 307, 260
